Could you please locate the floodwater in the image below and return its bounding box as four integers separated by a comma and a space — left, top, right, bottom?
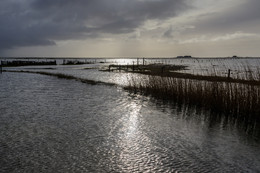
0, 59, 260, 172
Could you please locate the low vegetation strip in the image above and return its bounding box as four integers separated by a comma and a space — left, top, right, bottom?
155, 71, 260, 86
106, 64, 260, 86
3, 70, 116, 86
125, 75, 260, 124
1, 60, 57, 67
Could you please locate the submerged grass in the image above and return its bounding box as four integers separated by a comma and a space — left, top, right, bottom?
4, 70, 116, 86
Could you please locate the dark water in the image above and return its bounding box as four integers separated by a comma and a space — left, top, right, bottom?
0, 72, 260, 172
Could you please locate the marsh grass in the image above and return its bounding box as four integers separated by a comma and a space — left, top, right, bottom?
107, 63, 260, 86
125, 64, 260, 124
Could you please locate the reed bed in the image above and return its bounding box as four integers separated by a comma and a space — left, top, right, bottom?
125, 70, 260, 124
178, 58, 260, 82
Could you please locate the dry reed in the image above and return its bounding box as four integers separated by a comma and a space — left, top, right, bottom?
125, 66, 260, 124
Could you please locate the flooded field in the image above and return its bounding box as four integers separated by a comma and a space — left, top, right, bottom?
0, 58, 260, 172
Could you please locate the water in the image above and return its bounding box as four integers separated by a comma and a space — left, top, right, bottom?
1, 59, 260, 172
4, 57, 260, 84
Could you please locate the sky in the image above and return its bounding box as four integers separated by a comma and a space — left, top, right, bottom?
0, 0, 260, 57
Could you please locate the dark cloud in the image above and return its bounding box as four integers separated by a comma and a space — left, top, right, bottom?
0, 0, 189, 51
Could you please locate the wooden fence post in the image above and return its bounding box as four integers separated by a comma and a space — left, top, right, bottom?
228, 69, 231, 79
0, 61, 2, 73
161, 66, 165, 73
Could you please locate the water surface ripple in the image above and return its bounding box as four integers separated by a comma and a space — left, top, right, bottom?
0, 72, 259, 172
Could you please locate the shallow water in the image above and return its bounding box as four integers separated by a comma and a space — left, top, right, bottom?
5, 57, 260, 85
0, 71, 260, 172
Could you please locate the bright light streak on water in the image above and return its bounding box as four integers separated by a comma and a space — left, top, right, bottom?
1, 59, 260, 172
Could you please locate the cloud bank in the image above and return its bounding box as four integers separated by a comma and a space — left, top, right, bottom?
0, 0, 189, 51
1, 0, 260, 57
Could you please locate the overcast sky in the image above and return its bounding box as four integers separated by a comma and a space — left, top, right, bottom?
1, 0, 260, 57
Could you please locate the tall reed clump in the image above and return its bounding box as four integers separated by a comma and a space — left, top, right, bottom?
126, 75, 260, 123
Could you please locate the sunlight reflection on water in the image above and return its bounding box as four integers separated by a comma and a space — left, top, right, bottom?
0, 66, 260, 172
